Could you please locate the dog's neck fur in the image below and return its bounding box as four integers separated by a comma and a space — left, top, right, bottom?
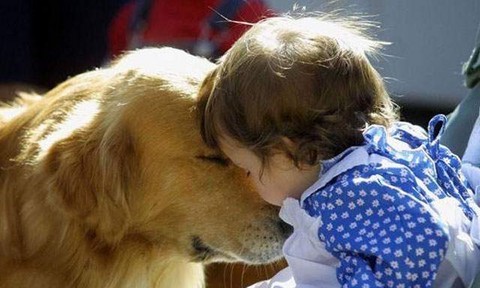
0, 105, 206, 288
0, 163, 205, 288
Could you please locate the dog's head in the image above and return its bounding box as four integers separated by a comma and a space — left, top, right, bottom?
36, 48, 290, 265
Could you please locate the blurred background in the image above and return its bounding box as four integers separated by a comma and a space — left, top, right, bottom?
1, 0, 479, 128
269, 0, 480, 128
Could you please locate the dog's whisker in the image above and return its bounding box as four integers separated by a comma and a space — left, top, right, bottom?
240, 263, 247, 288
229, 262, 235, 288
222, 263, 229, 288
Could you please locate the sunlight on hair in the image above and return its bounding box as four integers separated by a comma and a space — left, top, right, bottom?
295, 17, 381, 55
114, 47, 215, 94
37, 100, 100, 160
0, 106, 27, 122
241, 15, 384, 66
256, 32, 281, 53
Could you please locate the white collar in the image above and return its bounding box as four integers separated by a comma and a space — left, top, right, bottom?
280, 198, 316, 229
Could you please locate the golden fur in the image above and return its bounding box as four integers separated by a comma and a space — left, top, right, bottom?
0, 48, 289, 288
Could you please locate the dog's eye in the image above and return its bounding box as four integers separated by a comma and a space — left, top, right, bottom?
196, 155, 230, 167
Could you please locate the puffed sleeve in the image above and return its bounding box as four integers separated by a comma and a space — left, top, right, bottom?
307, 172, 450, 287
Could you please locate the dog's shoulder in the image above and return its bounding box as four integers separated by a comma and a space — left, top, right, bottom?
0, 92, 42, 127
111, 47, 216, 95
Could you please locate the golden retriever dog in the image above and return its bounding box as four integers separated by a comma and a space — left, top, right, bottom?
0, 47, 290, 288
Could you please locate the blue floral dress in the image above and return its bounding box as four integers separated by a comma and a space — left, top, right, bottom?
250, 115, 480, 288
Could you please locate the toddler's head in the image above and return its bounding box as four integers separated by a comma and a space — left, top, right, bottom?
198, 15, 398, 205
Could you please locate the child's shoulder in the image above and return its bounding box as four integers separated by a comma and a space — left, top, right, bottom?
364, 120, 427, 152
302, 116, 465, 211
303, 115, 475, 220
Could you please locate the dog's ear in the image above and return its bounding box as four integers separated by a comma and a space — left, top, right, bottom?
43, 119, 136, 245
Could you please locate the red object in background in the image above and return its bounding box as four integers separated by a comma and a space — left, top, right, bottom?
108, 0, 274, 59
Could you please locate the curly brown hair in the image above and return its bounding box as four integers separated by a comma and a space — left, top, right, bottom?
198, 15, 398, 168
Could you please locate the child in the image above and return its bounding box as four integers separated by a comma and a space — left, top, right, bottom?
198, 16, 480, 288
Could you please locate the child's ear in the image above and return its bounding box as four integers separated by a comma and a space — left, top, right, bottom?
280, 137, 297, 150
280, 136, 301, 160
280, 137, 319, 170
42, 124, 136, 246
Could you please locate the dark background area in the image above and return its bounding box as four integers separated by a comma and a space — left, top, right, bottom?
0, 0, 129, 87
0, 0, 472, 132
